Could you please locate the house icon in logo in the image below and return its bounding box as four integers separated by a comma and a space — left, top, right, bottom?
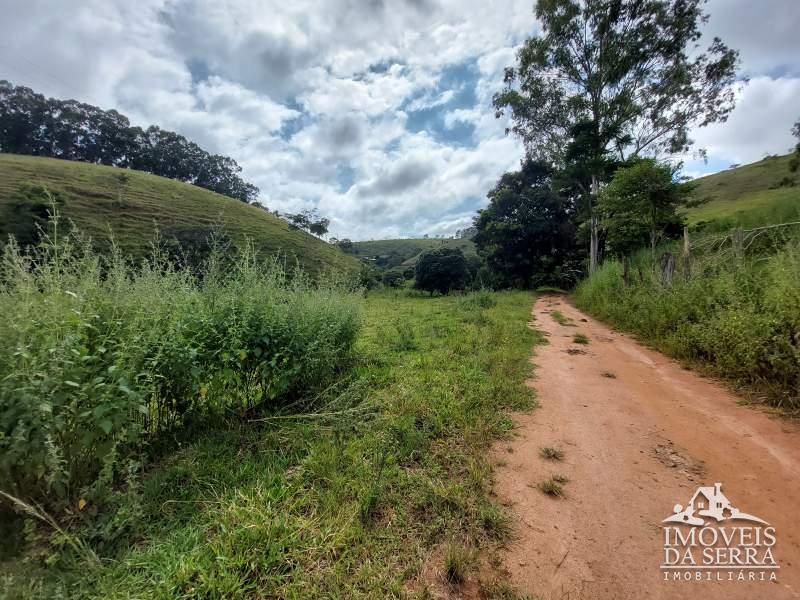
663, 483, 769, 527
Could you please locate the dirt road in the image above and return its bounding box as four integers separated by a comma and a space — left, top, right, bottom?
493, 295, 800, 599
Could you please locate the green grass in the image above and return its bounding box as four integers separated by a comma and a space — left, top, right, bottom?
550, 310, 574, 326
443, 544, 474, 584
0, 154, 358, 275
572, 333, 589, 344
539, 447, 564, 461
1, 289, 540, 599
538, 479, 565, 498
685, 153, 800, 228
349, 237, 477, 270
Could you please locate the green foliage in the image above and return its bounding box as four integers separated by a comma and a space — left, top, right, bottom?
414, 247, 470, 295
575, 240, 800, 409
0, 218, 361, 516
494, 0, 739, 161
381, 269, 405, 288
0, 155, 358, 275
0, 183, 65, 251
474, 160, 580, 289
600, 159, 695, 256
458, 289, 498, 311
3, 290, 539, 598
283, 208, 330, 237
0, 80, 259, 202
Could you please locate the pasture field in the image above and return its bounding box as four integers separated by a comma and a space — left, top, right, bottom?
685, 152, 800, 228
1, 288, 539, 599
0, 154, 358, 275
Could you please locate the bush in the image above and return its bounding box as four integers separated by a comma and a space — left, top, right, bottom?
0, 219, 361, 512
574, 240, 800, 408
414, 247, 469, 295
381, 269, 405, 288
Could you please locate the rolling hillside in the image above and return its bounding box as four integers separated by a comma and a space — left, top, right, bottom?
0, 154, 358, 274
686, 152, 800, 228
349, 237, 477, 270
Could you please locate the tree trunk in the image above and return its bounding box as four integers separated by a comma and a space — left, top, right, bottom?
589, 174, 600, 275
623, 256, 630, 288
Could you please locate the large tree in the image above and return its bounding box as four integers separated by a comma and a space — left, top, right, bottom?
473, 161, 579, 288
414, 247, 470, 295
790, 118, 800, 173
494, 0, 739, 270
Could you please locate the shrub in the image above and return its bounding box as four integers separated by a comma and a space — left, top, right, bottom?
381, 269, 405, 288
457, 289, 497, 311
0, 219, 360, 512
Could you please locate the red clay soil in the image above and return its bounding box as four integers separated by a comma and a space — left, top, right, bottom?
493, 295, 800, 600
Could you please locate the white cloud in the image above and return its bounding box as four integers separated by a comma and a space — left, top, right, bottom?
690, 76, 800, 165
2, 0, 798, 239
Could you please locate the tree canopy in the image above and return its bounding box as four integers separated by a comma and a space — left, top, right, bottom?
283, 209, 330, 238
494, 0, 740, 164
473, 161, 580, 288
414, 247, 469, 295
0, 80, 259, 203
598, 158, 695, 257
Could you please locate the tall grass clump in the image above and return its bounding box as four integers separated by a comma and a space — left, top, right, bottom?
0, 216, 360, 514
575, 237, 800, 409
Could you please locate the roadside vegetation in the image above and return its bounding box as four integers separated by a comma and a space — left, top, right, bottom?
0, 213, 360, 544
575, 228, 800, 409
1, 225, 538, 597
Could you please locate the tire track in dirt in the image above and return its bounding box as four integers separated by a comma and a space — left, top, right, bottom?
493, 294, 800, 599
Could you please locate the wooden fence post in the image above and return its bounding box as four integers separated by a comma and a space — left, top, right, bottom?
622, 256, 630, 288
682, 227, 691, 282
660, 252, 675, 287
589, 212, 599, 275
732, 227, 744, 262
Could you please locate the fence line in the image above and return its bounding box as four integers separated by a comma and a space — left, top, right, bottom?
625, 220, 800, 287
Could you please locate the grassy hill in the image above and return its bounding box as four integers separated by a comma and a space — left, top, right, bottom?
349, 237, 477, 270
686, 152, 800, 229
0, 154, 358, 274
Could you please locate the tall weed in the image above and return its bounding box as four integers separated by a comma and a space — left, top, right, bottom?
575, 238, 800, 408
0, 217, 360, 512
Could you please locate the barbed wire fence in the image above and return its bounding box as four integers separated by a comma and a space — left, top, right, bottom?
622, 221, 800, 288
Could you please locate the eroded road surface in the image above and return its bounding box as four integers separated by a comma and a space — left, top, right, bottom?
494, 295, 800, 599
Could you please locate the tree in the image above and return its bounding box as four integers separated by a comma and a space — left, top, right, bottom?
473, 160, 579, 289
381, 269, 405, 288
308, 216, 330, 237
0, 80, 260, 203
598, 158, 695, 257
335, 238, 354, 253
414, 247, 469, 295
283, 209, 330, 237
790, 118, 800, 173
494, 0, 739, 270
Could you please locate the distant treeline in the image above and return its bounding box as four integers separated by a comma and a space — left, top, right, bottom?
0, 80, 259, 203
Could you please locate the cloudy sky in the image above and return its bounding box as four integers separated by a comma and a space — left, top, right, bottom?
1, 0, 799, 239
